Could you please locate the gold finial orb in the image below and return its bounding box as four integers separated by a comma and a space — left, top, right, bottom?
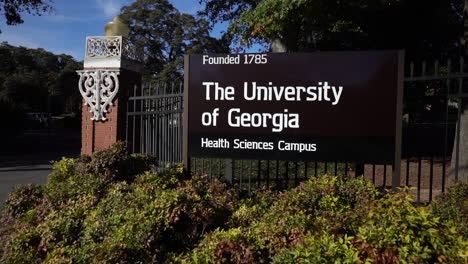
105, 16, 130, 37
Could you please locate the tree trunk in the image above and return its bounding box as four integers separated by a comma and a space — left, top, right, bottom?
449, 0, 468, 184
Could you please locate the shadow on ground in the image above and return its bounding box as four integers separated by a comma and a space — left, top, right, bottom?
0, 129, 80, 205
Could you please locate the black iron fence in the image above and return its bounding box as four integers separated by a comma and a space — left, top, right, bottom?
126, 82, 184, 165
126, 57, 468, 203
399, 58, 467, 202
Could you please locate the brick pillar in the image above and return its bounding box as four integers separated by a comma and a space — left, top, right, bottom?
78, 35, 143, 155
80, 69, 141, 155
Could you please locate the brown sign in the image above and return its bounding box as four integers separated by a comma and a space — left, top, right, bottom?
183, 51, 404, 164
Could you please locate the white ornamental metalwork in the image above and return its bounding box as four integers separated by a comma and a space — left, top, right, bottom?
77, 70, 120, 121
85, 36, 143, 62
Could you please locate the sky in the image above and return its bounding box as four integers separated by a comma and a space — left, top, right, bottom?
0, 0, 242, 61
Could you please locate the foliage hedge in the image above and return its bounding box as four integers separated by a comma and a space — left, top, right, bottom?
0, 143, 467, 263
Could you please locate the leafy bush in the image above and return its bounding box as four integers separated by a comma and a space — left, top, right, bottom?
43, 143, 158, 207
271, 232, 359, 264
354, 190, 467, 263
3, 226, 43, 263
430, 181, 468, 237
45, 171, 106, 208
0, 143, 466, 263
174, 178, 466, 264
74, 174, 237, 263
77, 142, 158, 183
48, 157, 76, 185
174, 228, 268, 264
228, 190, 277, 228
1, 143, 240, 263
3, 184, 43, 219
177, 175, 383, 263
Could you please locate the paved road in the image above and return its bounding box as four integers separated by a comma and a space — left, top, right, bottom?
0, 129, 80, 207
0, 164, 52, 206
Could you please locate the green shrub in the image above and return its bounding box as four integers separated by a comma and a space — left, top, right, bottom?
175, 175, 383, 263
176, 174, 238, 231
430, 181, 468, 237
1, 143, 162, 263
228, 190, 277, 228
76, 173, 237, 263
1, 163, 240, 263
355, 190, 467, 263
248, 175, 380, 257
79, 185, 181, 263
35, 200, 87, 253
174, 228, 268, 264
0, 143, 466, 263
3, 227, 43, 264
133, 166, 183, 191
175, 177, 467, 264
45, 172, 106, 207
3, 184, 43, 219
44, 142, 157, 207
271, 232, 360, 264
79, 142, 157, 183
48, 157, 77, 185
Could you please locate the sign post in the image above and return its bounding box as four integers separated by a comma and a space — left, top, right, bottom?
393, 51, 405, 189
183, 55, 191, 174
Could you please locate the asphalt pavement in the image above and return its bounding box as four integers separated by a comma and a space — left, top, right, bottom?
0, 129, 80, 206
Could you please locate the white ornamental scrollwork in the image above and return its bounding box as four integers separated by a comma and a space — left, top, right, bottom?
77, 70, 120, 121
86, 36, 122, 58
85, 36, 143, 62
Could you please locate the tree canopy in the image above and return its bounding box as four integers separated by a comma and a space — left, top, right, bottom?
0, 42, 82, 114
120, 0, 230, 82
0, 0, 54, 33
200, 0, 463, 59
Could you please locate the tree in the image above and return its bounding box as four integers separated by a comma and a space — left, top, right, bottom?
199, 0, 262, 25
0, 0, 54, 33
120, 0, 230, 82
0, 42, 82, 115
201, 0, 462, 59
52, 59, 82, 114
